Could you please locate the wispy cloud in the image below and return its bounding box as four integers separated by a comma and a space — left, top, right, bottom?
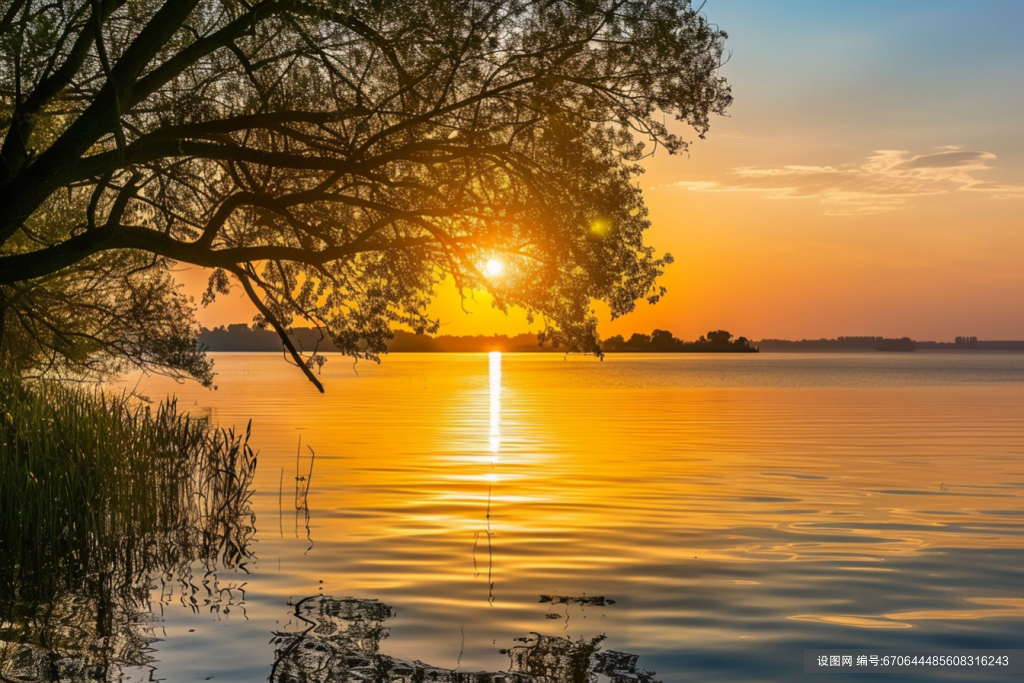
666, 148, 1024, 215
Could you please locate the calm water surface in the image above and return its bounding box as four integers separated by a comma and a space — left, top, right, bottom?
100, 353, 1024, 680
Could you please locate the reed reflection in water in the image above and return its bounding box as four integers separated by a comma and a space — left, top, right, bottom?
108, 352, 1024, 682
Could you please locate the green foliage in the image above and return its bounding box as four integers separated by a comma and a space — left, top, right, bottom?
0, 1, 731, 389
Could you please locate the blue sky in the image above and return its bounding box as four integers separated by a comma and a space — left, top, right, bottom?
706, 0, 1024, 163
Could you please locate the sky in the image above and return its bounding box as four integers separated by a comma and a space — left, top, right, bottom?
184, 0, 1024, 341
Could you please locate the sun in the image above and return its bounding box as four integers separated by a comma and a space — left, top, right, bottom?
483, 258, 504, 278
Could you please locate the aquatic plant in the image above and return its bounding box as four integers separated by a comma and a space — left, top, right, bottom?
0, 374, 257, 680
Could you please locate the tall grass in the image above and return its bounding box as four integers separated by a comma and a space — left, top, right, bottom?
0, 373, 257, 677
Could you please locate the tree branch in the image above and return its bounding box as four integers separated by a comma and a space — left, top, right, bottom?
230, 264, 324, 393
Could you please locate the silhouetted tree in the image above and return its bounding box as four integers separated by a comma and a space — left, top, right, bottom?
706, 330, 732, 346
649, 328, 681, 351
626, 333, 652, 349
0, 0, 730, 389
602, 334, 627, 352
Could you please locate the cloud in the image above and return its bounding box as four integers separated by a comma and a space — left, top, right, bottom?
892, 150, 993, 170
666, 148, 1024, 215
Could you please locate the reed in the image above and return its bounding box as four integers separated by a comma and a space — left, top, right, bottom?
0, 373, 258, 675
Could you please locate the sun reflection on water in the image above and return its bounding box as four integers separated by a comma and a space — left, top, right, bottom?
478, 352, 502, 604
489, 351, 501, 457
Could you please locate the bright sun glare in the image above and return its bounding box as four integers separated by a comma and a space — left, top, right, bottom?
483, 259, 504, 278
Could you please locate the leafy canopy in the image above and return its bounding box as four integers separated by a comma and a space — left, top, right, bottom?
0, 0, 731, 390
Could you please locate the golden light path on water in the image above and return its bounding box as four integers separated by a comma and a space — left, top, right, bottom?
108, 352, 1024, 682
490, 351, 501, 458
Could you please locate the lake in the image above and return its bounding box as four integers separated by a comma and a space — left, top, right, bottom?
19, 352, 1024, 681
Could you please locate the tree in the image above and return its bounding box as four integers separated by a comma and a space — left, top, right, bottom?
649, 328, 680, 351
625, 332, 651, 349
0, 0, 731, 390
706, 329, 732, 346
601, 334, 626, 352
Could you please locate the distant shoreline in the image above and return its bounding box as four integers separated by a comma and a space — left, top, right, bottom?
199, 325, 1024, 354
603, 347, 758, 354
198, 326, 758, 353
202, 348, 1024, 354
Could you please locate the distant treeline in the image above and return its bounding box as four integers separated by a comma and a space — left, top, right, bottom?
199, 326, 1024, 354
198, 325, 547, 353
602, 329, 757, 352
757, 337, 1024, 351
757, 336, 916, 351
198, 325, 757, 353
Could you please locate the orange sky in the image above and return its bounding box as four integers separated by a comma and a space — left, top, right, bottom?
181, 1, 1024, 342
